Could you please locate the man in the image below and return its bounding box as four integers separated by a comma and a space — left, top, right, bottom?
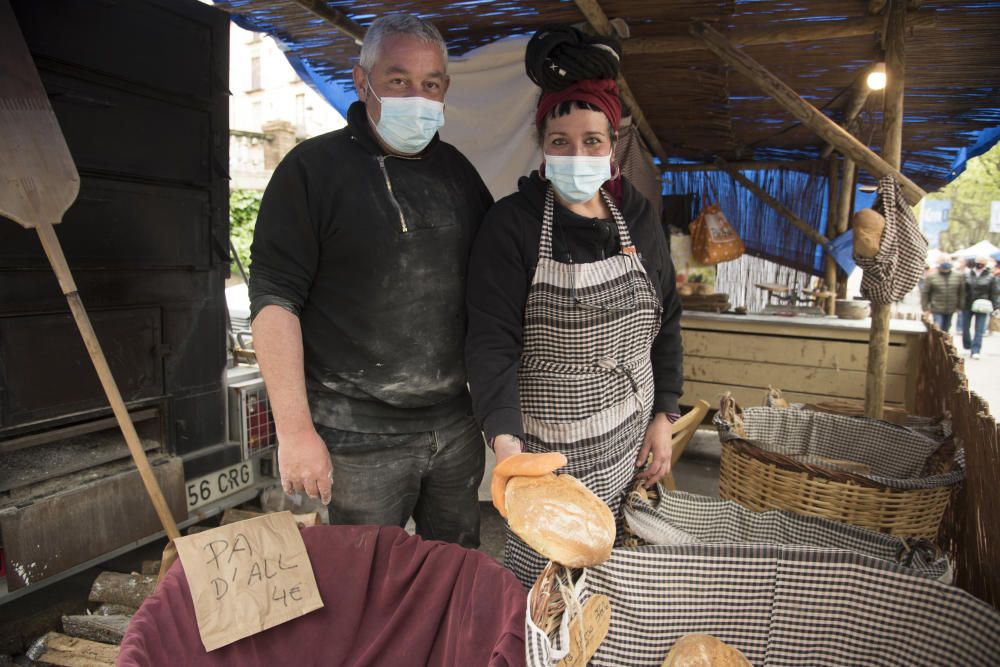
249, 15, 493, 547
962, 255, 1000, 359
921, 257, 964, 333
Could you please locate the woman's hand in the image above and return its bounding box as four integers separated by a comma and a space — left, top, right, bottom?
492, 434, 524, 466
635, 413, 673, 488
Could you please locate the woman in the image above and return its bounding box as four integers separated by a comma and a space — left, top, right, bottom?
465, 27, 683, 587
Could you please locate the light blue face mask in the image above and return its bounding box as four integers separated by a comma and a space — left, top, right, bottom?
367, 81, 445, 154
543, 153, 612, 204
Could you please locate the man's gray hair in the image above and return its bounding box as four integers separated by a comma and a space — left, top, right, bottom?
359, 14, 448, 73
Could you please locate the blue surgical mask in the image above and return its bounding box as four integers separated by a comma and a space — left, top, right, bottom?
367, 82, 444, 154
543, 153, 612, 204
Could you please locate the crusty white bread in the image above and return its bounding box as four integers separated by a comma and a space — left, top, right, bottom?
505, 473, 615, 568
660, 634, 752, 667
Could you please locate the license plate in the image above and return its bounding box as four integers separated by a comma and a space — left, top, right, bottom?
186, 461, 257, 511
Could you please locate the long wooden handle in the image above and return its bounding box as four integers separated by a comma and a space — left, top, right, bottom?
35, 221, 181, 541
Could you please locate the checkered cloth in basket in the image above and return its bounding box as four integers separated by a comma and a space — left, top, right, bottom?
623, 488, 952, 581
525, 543, 1000, 666
715, 406, 965, 490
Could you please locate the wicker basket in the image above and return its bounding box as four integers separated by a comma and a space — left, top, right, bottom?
715, 397, 964, 540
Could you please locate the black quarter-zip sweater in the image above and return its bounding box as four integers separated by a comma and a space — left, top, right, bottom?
249, 102, 494, 434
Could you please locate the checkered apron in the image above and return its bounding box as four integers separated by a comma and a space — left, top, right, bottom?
504, 186, 662, 588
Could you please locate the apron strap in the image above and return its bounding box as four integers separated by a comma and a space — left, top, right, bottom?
541, 185, 636, 259
599, 189, 636, 254
540, 187, 556, 259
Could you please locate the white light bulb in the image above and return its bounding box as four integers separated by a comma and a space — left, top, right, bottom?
866, 70, 887, 91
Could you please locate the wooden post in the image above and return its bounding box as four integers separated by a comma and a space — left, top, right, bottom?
716, 158, 830, 247
836, 157, 857, 298
573, 0, 671, 164
691, 21, 926, 205
625, 12, 933, 55
824, 158, 840, 315
865, 0, 908, 419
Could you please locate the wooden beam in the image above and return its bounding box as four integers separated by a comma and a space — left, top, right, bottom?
835, 156, 857, 299
661, 159, 819, 173
716, 158, 830, 247
868, 0, 889, 15
866, 0, 908, 419
291, 0, 366, 44
824, 157, 840, 314
573, 0, 670, 164
626, 12, 933, 55
819, 71, 873, 159
691, 21, 926, 205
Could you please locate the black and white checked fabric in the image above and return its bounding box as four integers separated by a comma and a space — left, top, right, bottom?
715, 407, 965, 490
623, 489, 952, 581
506, 186, 662, 588
526, 544, 1000, 666
856, 175, 929, 304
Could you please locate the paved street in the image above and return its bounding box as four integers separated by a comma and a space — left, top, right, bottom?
951, 331, 1000, 417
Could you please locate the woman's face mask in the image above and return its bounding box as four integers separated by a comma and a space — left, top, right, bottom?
543, 153, 612, 204
367, 81, 445, 154
975, 263, 986, 271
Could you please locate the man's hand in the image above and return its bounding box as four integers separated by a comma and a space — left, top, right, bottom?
635, 413, 673, 489
277, 427, 333, 505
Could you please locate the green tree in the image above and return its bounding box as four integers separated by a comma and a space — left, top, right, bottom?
230, 188, 262, 279
926, 142, 1000, 252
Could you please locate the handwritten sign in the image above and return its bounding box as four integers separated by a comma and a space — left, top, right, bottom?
173, 511, 323, 651
556, 594, 611, 667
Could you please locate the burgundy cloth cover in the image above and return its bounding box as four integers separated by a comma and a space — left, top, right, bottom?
118, 525, 527, 667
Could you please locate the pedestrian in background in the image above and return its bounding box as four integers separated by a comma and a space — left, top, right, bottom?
962, 255, 1000, 359
922, 257, 964, 333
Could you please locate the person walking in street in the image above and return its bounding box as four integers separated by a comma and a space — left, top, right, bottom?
962, 255, 1000, 359
922, 257, 964, 333
249, 15, 493, 547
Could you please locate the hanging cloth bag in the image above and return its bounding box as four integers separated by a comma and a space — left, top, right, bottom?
690, 185, 744, 264
855, 175, 928, 304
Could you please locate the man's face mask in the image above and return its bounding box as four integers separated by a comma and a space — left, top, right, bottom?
366, 81, 444, 155
543, 153, 612, 204
939, 263, 952, 272
975, 263, 986, 270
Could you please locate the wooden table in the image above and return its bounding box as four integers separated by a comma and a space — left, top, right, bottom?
680, 311, 924, 412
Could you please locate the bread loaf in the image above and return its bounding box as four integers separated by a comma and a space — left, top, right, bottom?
852, 208, 885, 258
505, 473, 615, 567
491, 452, 568, 518
660, 634, 751, 667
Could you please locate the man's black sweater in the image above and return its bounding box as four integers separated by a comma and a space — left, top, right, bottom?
249, 102, 493, 434
465, 172, 684, 443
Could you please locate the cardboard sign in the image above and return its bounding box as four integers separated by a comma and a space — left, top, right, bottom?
173, 511, 323, 651
556, 594, 611, 667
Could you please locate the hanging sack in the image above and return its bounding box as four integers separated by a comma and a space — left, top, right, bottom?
971, 298, 994, 314
690, 192, 744, 265
991, 313, 1000, 333
855, 176, 928, 304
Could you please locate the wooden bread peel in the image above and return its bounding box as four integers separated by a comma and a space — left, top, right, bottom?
0, 1, 181, 548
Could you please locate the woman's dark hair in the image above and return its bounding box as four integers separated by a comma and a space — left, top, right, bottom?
536, 100, 616, 145
525, 25, 620, 92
